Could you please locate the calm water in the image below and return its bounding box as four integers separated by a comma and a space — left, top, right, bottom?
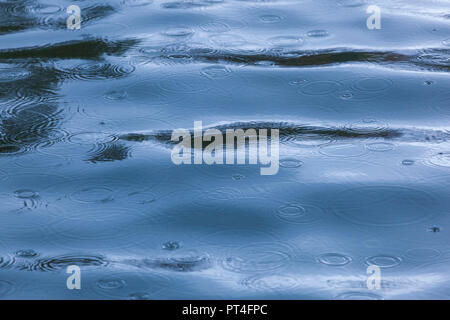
0, 0, 450, 299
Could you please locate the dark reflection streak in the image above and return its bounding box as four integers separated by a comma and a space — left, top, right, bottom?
118, 121, 450, 149
0, 39, 140, 61
150, 48, 450, 72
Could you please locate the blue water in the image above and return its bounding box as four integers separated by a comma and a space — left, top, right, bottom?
0, 0, 450, 299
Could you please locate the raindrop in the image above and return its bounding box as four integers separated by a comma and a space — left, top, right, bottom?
366, 142, 394, 152
70, 187, 114, 203
241, 274, 301, 291
162, 241, 180, 251
15, 249, 39, 258
306, 30, 329, 38
14, 189, 39, 199
259, 14, 283, 23
275, 203, 323, 224
279, 158, 303, 168
402, 159, 415, 166
163, 27, 194, 38
365, 255, 402, 268
97, 278, 126, 290
317, 253, 352, 266
104, 90, 128, 100
200, 65, 232, 79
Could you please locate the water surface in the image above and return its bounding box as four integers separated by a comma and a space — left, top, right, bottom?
0, 0, 450, 299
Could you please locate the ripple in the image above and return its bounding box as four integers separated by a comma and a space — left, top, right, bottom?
331, 186, 438, 226
138, 252, 211, 272
275, 203, 323, 224
15, 249, 39, 258
353, 78, 393, 92
28, 254, 108, 272
32, 4, 62, 14
279, 158, 304, 168
231, 173, 246, 181
366, 142, 394, 152
268, 36, 304, 49
288, 79, 308, 86
402, 159, 415, 166
335, 291, 383, 300
259, 14, 283, 23
317, 253, 352, 266
93, 272, 168, 299
0, 192, 41, 211
66, 62, 135, 81
425, 152, 450, 168
200, 21, 230, 33
200, 65, 232, 79
442, 38, 450, 47
97, 276, 127, 289
0, 281, 14, 297
405, 248, 441, 261
346, 119, 389, 135
104, 90, 128, 100
306, 30, 329, 38
163, 26, 194, 38
70, 187, 114, 203
281, 134, 332, 148
299, 81, 340, 95
127, 190, 157, 204
14, 189, 39, 199
0, 254, 16, 270
319, 143, 367, 158
1, 103, 66, 150
0, 65, 30, 82
241, 274, 301, 291
339, 91, 354, 100
162, 241, 180, 250
365, 255, 402, 268
221, 242, 293, 273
